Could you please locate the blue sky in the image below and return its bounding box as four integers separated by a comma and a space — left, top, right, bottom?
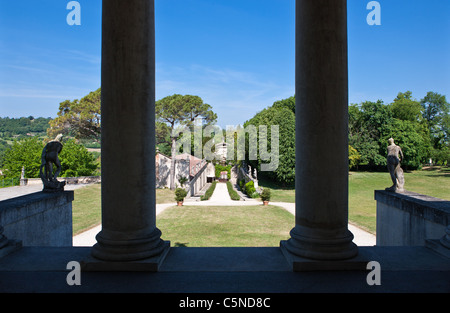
0, 0, 449, 128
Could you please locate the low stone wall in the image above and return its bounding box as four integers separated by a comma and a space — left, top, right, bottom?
0, 191, 74, 247
375, 190, 449, 246
27, 176, 101, 185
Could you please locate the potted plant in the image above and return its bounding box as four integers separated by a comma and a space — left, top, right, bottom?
175, 188, 188, 206
260, 188, 271, 205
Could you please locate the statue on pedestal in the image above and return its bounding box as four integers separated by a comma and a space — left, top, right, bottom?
20, 166, 28, 186
385, 138, 405, 193
39, 134, 66, 192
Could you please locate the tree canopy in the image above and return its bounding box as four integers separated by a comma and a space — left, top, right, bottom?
244, 96, 296, 186
155, 94, 217, 189
0, 116, 51, 138
349, 91, 448, 169
244, 91, 448, 186
1, 137, 98, 179
47, 88, 101, 143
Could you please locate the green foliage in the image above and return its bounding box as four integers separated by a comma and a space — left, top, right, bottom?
238, 179, 245, 190
420, 91, 450, 149
48, 88, 101, 143
348, 91, 445, 170
0, 116, 51, 138
201, 181, 217, 201
348, 100, 394, 168
1, 137, 42, 179
272, 96, 295, 114
215, 164, 231, 179
1, 137, 98, 179
174, 188, 188, 202
260, 188, 271, 201
226, 181, 240, 200
430, 147, 450, 165
348, 145, 361, 170
244, 180, 256, 196
178, 175, 188, 187
156, 94, 217, 189
244, 100, 295, 186
59, 139, 98, 177
391, 91, 423, 122
383, 119, 430, 169
0, 138, 10, 165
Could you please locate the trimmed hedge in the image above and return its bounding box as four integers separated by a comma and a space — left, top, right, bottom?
201, 181, 217, 201
226, 181, 241, 201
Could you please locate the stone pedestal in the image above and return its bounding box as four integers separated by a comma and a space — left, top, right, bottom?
90, 0, 169, 265
281, 0, 358, 264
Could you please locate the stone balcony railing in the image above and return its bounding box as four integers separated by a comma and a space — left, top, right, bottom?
375, 190, 449, 250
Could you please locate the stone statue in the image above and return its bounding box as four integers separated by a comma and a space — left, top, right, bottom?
254, 168, 257, 180
20, 166, 28, 186
39, 134, 66, 192
385, 138, 405, 192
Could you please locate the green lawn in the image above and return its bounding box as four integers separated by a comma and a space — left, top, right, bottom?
72, 183, 101, 235
157, 205, 293, 247
72, 185, 175, 235
258, 167, 450, 235
72, 167, 449, 238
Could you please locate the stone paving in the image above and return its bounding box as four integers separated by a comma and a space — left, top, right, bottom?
0, 182, 89, 201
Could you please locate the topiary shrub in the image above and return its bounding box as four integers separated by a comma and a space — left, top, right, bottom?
244, 180, 255, 196
260, 188, 271, 201
175, 188, 187, 202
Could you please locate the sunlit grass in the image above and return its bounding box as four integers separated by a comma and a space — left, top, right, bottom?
157, 205, 293, 247
72, 184, 175, 235
72, 168, 449, 237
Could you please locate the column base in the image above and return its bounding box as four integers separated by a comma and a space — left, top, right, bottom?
280, 240, 365, 271
83, 240, 170, 271
281, 225, 359, 263
90, 227, 169, 263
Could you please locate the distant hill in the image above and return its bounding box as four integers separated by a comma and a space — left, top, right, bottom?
0, 116, 52, 139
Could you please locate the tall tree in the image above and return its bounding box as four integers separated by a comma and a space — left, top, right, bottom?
245, 98, 295, 186
390, 91, 423, 122
420, 91, 450, 148
348, 100, 394, 168
48, 88, 101, 143
155, 94, 217, 189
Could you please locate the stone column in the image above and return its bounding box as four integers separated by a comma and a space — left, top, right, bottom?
91, 0, 169, 262
281, 0, 358, 261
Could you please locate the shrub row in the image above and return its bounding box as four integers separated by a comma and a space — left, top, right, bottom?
201, 181, 217, 201
226, 181, 241, 201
